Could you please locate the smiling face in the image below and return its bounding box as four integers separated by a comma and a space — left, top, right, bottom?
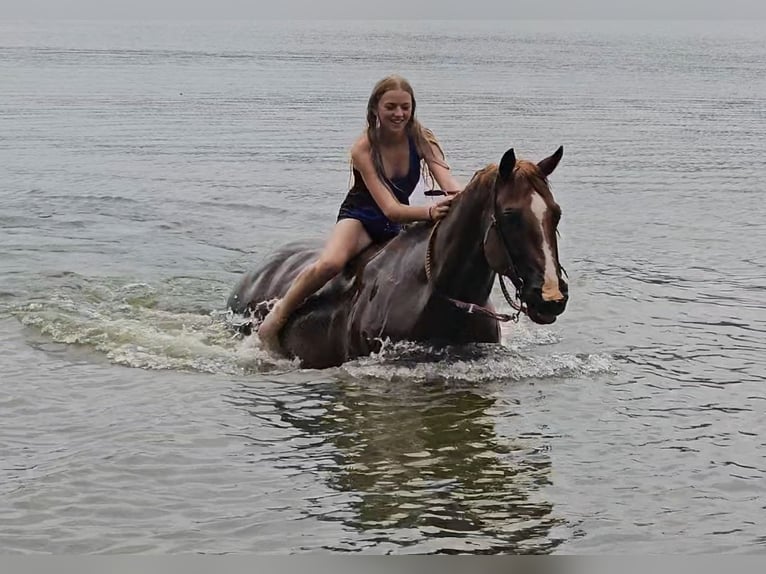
376, 89, 412, 134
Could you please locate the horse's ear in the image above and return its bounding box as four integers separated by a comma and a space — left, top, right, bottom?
498, 148, 516, 183
537, 146, 563, 177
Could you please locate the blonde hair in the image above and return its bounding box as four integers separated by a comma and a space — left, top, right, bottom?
360, 75, 450, 192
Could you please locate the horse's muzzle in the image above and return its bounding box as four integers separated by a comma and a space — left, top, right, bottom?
524, 280, 568, 324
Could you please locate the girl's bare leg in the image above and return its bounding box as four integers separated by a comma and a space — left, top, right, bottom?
258, 219, 372, 352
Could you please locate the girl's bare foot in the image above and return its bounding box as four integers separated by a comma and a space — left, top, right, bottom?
257, 301, 286, 353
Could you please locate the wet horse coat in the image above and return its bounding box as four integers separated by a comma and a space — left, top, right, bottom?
228, 147, 569, 368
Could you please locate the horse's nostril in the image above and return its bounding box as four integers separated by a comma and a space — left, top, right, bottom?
535, 290, 567, 313
542, 285, 564, 303
526, 286, 543, 303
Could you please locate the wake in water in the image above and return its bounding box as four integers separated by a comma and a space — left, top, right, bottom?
339, 325, 614, 384
11, 274, 276, 375
11, 274, 615, 381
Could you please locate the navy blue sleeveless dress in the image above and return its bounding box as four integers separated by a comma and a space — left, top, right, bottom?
337, 135, 421, 243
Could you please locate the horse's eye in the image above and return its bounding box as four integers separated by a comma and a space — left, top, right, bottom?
500, 209, 522, 228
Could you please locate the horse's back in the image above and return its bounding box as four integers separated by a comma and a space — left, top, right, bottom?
227, 242, 318, 315
345, 225, 434, 343
227, 237, 400, 314
226, 228, 435, 365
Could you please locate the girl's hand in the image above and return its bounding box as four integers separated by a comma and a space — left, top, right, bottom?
428, 197, 453, 221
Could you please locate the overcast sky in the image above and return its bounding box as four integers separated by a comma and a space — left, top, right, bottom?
3, 0, 765, 20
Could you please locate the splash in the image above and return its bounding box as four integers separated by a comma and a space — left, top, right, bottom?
339, 335, 615, 384
12, 274, 613, 381
12, 275, 298, 375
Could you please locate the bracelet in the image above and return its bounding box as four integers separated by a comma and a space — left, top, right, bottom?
428, 206, 434, 221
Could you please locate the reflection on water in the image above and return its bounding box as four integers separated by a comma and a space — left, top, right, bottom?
232, 375, 562, 554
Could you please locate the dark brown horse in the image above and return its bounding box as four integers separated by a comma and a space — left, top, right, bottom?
228, 146, 569, 368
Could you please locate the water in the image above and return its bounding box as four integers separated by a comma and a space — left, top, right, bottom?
1, 19, 765, 554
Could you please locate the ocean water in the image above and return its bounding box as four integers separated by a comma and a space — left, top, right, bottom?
1, 19, 765, 554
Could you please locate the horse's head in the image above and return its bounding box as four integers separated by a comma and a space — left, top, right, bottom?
483, 146, 568, 324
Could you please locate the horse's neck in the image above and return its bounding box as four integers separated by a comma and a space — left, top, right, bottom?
430, 188, 495, 301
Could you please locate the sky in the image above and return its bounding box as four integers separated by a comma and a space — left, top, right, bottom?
2, 0, 765, 20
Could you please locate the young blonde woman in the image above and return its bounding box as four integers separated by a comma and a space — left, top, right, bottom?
258, 75, 461, 351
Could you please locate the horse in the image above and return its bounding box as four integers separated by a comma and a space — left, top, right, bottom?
228, 146, 569, 369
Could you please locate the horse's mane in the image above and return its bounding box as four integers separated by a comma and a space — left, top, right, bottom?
399, 158, 554, 238
515, 160, 553, 197
465, 159, 552, 199
467, 164, 497, 191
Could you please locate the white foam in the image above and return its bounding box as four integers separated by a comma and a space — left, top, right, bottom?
13, 279, 611, 380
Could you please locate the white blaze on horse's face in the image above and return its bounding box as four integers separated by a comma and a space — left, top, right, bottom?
530, 192, 564, 302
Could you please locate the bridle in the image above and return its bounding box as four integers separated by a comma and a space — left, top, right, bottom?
489, 175, 528, 322
487, 174, 568, 317
424, 182, 528, 323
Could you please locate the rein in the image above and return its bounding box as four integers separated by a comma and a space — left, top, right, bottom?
424, 189, 526, 323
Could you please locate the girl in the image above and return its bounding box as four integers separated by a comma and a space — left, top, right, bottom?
258, 75, 461, 351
